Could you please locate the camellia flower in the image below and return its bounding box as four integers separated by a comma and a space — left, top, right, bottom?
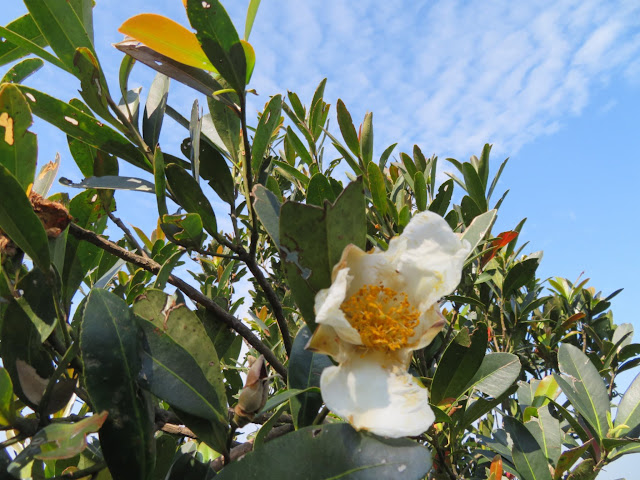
306, 211, 470, 437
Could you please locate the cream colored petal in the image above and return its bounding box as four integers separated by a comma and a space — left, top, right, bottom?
385, 212, 470, 310
314, 268, 362, 345
407, 307, 446, 350
320, 356, 435, 438
333, 244, 394, 297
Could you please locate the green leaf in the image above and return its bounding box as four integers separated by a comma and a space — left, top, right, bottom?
81, 289, 156, 480
0, 165, 50, 271
336, 99, 360, 158
554, 442, 592, 479
60, 175, 154, 193
187, 0, 247, 93
8, 412, 107, 475
288, 326, 332, 428
143, 73, 170, 149
73, 47, 114, 124
566, 459, 598, 480
460, 194, 482, 225
525, 406, 562, 467
463, 387, 518, 431
503, 417, 553, 480
252, 94, 282, 171
431, 327, 488, 405
1, 57, 44, 84
285, 126, 313, 166
133, 289, 228, 452
0, 14, 48, 67
280, 178, 366, 328
460, 209, 497, 256
165, 164, 217, 237
462, 162, 488, 211
367, 162, 387, 216
554, 343, 609, 440
254, 403, 287, 450
0, 368, 13, 426
401, 152, 417, 178
244, 0, 261, 40
464, 352, 521, 398
428, 179, 454, 217
61, 190, 109, 309
23, 0, 95, 70
194, 140, 235, 204
378, 143, 397, 170
215, 423, 432, 480
14, 269, 57, 342
207, 95, 240, 162
503, 258, 540, 298
0, 83, 38, 190
615, 372, 640, 435
273, 158, 309, 187
161, 213, 204, 249
253, 184, 281, 247
0, 300, 54, 408
17, 85, 150, 171
307, 173, 336, 207
414, 171, 427, 211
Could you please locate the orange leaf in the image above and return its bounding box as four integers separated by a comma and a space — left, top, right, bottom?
481, 230, 518, 266
490, 454, 503, 480
119, 14, 217, 72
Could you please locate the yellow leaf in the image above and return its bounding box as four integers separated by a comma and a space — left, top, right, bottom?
241, 39, 255, 84
119, 14, 218, 72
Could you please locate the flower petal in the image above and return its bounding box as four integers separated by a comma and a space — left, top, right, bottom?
408, 307, 446, 350
314, 268, 362, 345
320, 355, 435, 438
385, 212, 470, 310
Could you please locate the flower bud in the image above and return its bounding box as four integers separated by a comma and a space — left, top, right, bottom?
233, 355, 268, 427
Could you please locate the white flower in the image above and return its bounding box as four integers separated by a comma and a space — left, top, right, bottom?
306, 212, 470, 437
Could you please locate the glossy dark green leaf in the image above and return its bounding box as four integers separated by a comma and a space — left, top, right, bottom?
401, 152, 417, 178
252, 94, 282, 171
336, 99, 360, 158
195, 140, 235, 204
72, 47, 114, 124
81, 289, 156, 480
143, 73, 170, 149
525, 406, 562, 467
428, 179, 454, 217
503, 257, 540, 298
285, 126, 313, 167
307, 173, 336, 206
17, 85, 150, 171
615, 372, 640, 435
555, 343, 609, 439
431, 326, 488, 404
207, 96, 240, 162
273, 158, 309, 187
0, 83, 37, 190
413, 145, 427, 173
477, 143, 491, 191
253, 184, 281, 247
187, 0, 247, 94
359, 111, 373, 165
413, 171, 427, 211
0, 368, 13, 426
461, 162, 487, 211
216, 423, 432, 480
0, 165, 50, 271
23, 0, 95, 70
1, 57, 44, 84
460, 194, 482, 225
14, 269, 57, 342
133, 289, 228, 452
503, 417, 552, 480
280, 178, 365, 328
367, 162, 387, 216
0, 300, 54, 408
165, 163, 217, 237
378, 143, 397, 170
61, 190, 109, 309
464, 352, 520, 398
161, 213, 204, 249
288, 326, 332, 428
152, 435, 178, 480
0, 14, 48, 67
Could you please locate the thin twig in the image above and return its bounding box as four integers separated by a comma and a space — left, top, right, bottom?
107, 210, 149, 258
67, 223, 287, 381
50, 462, 106, 479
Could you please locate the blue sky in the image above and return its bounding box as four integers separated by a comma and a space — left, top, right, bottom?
2, 1, 640, 477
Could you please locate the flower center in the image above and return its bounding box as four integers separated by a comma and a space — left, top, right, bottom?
341, 284, 420, 352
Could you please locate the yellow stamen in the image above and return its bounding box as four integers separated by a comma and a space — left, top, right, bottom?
341, 284, 420, 352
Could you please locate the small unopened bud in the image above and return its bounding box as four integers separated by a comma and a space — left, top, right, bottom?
233, 355, 269, 427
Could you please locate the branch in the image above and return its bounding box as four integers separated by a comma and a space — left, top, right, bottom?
68, 223, 287, 381
239, 250, 292, 357
107, 210, 149, 258
210, 424, 294, 472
